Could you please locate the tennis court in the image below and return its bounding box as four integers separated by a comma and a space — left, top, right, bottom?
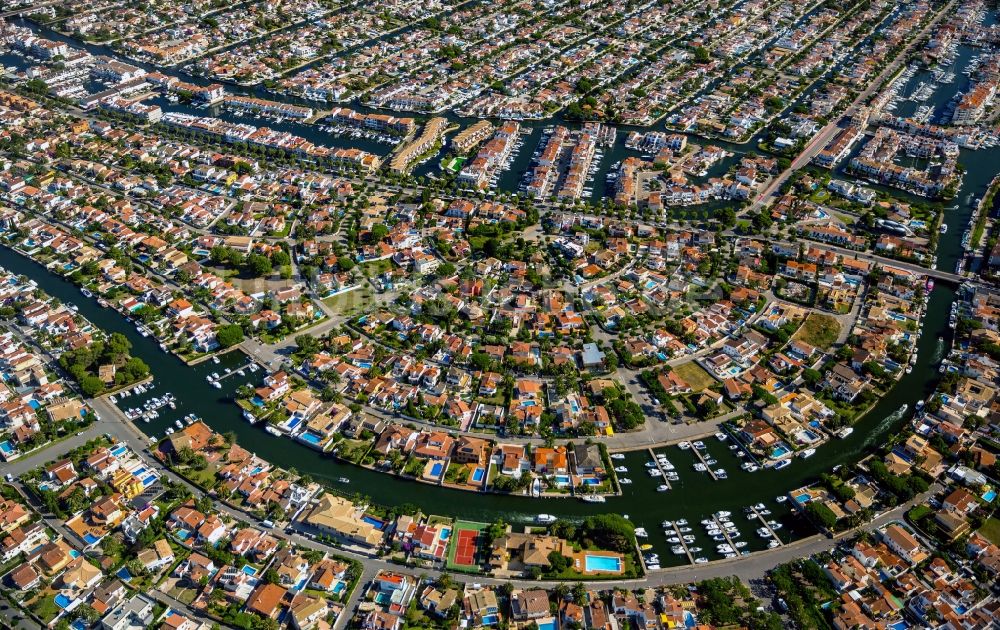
446, 520, 488, 572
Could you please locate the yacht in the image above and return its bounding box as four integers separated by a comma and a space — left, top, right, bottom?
661, 521, 674, 528
634, 528, 648, 538
213, 381, 222, 389
80, 288, 93, 298
678, 441, 691, 450
693, 441, 706, 450
614, 466, 628, 473
535, 514, 557, 524
265, 425, 282, 436
671, 545, 686, 555
773, 460, 791, 470
645, 461, 658, 468
715, 511, 731, 518
695, 557, 708, 564
714, 432, 727, 441
675, 519, 688, 526
657, 485, 670, 492
581, 495, 606, 503
619, 478, 633, 485
835, 427, 854, 439
799, 448, 816, 459
667, 536, 681, 544
693, 463, 707, 472
610, 453, 625, 460
768, 540, 781, 549
648, 469, 662, 477
776, 495, 787, 503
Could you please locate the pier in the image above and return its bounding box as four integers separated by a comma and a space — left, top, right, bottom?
210, 361, 260, 383
713, 516, 740, 556
750, 507, 783, 546
668, 523, 695, 565
647, 448, 672, 490
691, 445, 718, 481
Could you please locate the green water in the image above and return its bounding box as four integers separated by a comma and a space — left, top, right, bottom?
0, 243, 957, 562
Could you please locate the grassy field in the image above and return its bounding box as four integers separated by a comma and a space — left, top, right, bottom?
672, 361, 716, 392
794, 313, 841, 350
322, 288, 370, 316
980, 517, 1000, 545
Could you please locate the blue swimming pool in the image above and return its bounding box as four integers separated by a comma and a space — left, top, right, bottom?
242, 565, 257, 576
795, 493, 811, 504
538, 620, 556, 630
362, 516, 385, 530
251, 396, 265, 407
554, 475, 570, 484
584, 555, 621, 572
69, 549, 81, 558
0, 440, 13, 455
286, 417, 302, 430
110, 445, 127, 457
481, 614, 499, 625
983, 489, 997, 502
771, 445, 791, 458
430, 462, 443, 477
299, 432, 322, 444
471, 468, 485, 483
54, 594, 73, 609
116, 567, 133, 582
176, 529, 191, 541
27, 399, 40, 410
441, 528, 451, 540
520, 400, 537, 407
332, 581, 346, 594
133, 467, 147, 476
83, 533, 100, 544
142, 474, 157, 486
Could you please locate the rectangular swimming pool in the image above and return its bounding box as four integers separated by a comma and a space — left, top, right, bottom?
584, 554, 621, 572
430, 462, 443, 477
471, 468, 485, 483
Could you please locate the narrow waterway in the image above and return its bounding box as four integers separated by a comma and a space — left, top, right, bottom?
4, 10, 998, 564
0, 242, 957, 563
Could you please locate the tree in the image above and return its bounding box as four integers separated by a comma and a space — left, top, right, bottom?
217, 324, 245, 348
801, 368, 821, 386
295, 334, 319, 355
80, 375, 105, 396
245, 253, 273, 277
805, 501, 838, 530
547, 550, 572, 573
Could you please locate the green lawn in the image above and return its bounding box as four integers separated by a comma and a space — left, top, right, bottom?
29, 595, 60, 624
672, 361, 716, 392
794, 313, 841, 350
322, 288, 369, 316
979, 517, 1000, 546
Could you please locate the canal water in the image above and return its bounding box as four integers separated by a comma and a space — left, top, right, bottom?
4, 14, 999, 564
0, 244, 957, 564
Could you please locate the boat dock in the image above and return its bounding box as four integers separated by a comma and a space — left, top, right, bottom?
211, 361, 259, 382
692, 446, 718, 481
669, 523, 695, 565
714, 516, 739, 552
750, 507, 783, 546
648, 448, 672, 490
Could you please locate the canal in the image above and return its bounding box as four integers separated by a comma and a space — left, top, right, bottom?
0, 242, 958, 565
3, 14, 999, 564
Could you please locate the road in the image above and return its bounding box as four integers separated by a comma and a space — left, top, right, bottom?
749, 0, 956, 212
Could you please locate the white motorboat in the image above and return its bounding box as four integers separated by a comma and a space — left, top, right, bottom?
776, 495, 787, 503
661, 521, 674, 528
610, 453, 625, 460
693, 441, 706, 450
581, 495, 606, 503
695, 557, 708, 564
619, 478, 633, 485
657, 485, 669, 492
648, 469, 662, 477
716, 511, 731, 518
536, 514, 557, 524
634, 528, 648, 538
614, 466, 628, 473
667, 536, 681, 543
715, 432, 727, 441
678, 441, 691, 450
799, 448, 816, 459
